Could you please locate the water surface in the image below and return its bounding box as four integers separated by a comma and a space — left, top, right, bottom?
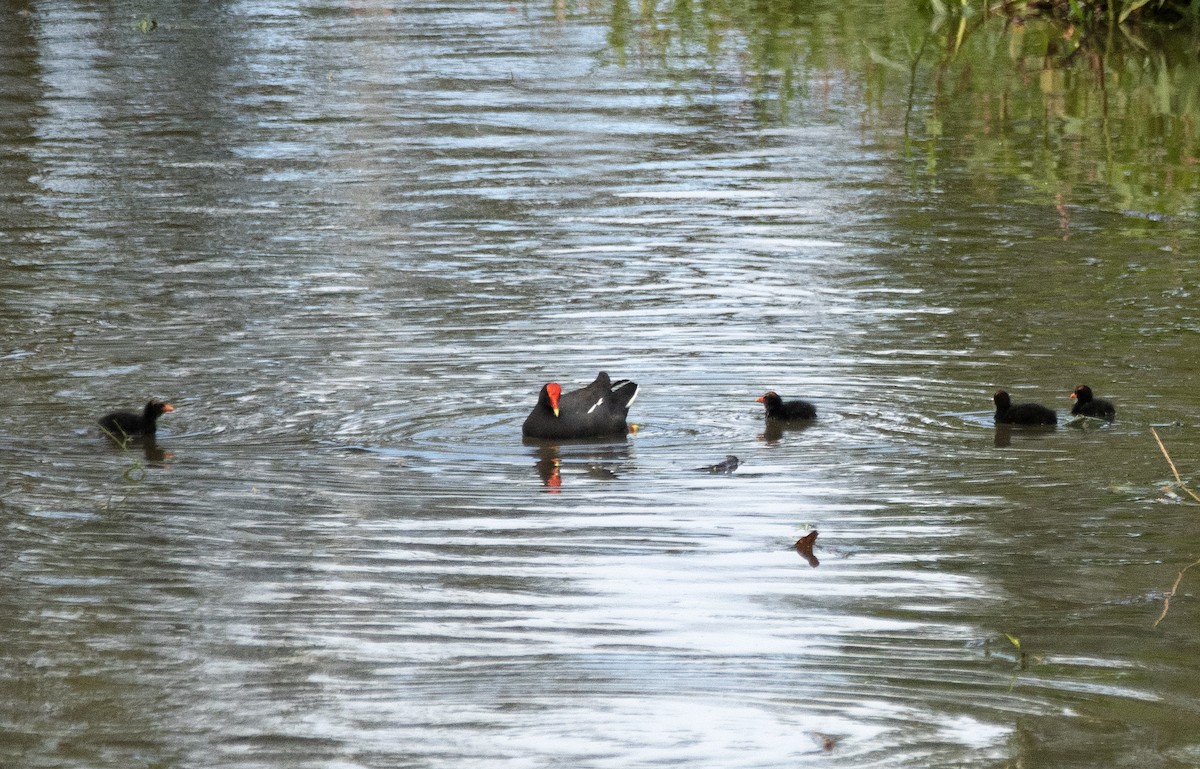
3, 2, 1200, 768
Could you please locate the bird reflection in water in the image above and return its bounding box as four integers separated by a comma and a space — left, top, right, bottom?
140, 437, 173, 465
992, 423, 1055, 448
531, 443, 629, 491
759, 420, 815, 444
103, 433, 174, 468
534, 450, 562, 492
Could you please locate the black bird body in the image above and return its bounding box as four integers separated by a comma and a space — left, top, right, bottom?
522, 372, 639, 440
1070, 385, 1116, 420
99, 400, 174, 438
756, 391, 817, 421
993, 390, 1056, 425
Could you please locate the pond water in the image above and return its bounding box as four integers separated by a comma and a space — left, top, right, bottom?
3, 2, 1200, 767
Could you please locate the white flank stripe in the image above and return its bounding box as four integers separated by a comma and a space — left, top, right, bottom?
587, 398, 603, 414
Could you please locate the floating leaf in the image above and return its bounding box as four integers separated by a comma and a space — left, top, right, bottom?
794, 530, 819, 567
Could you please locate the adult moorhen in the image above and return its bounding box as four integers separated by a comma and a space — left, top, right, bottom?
756, 391, 817, 421
522, 372, 639, 440
1069, 385, 1116, 420
993, 390, 1056, 426
99, 399, 174, 438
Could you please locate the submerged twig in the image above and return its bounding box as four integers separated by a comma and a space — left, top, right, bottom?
1151, 427, 1200, 503
1155, 558, 1200, 628
1151, 428, 1200, 627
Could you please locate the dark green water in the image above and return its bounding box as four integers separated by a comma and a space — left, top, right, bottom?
2, 2, 1200, 767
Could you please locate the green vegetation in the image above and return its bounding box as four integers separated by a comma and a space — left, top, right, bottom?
99, 425, 149, 484
996, 0, 1199, 27
572, 0, 1200, 214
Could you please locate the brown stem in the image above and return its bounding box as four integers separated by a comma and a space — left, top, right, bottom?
1151, 428, 1200, 627
1155, 559, 1200, 628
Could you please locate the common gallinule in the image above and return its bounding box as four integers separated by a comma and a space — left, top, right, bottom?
756, 391, 817, 421
1069, 385, 1116, 420
993, 390, 1056, 425
522, 372, 638, 440
99, 399, 174, 438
